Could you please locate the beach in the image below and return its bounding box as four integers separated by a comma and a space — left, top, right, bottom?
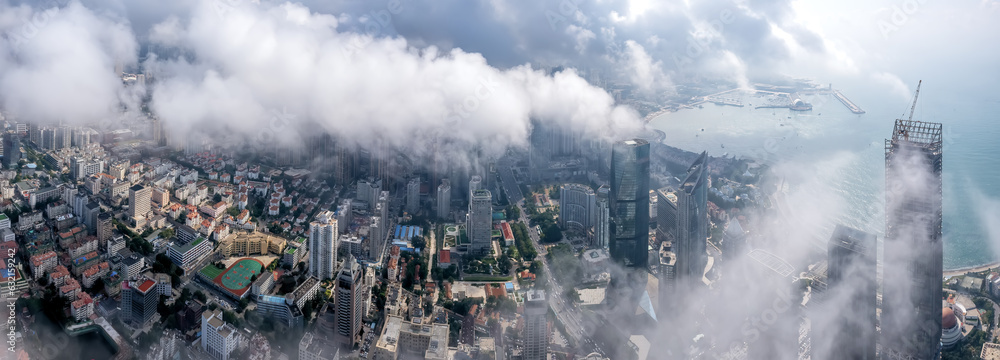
943, 262, 1000, 278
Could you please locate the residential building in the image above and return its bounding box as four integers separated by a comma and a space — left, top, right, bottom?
559, 183, 596, 232
201, 309, 238, 360
436, 179, 451, 220
336, 256, 363, 348
309, 211, 338, 280
524, 290, 548, 360
406, 177, 420, 214
129, 184, 152, 221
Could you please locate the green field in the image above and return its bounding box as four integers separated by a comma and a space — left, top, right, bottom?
200, 265, 225, 280
218, 258, 264, 291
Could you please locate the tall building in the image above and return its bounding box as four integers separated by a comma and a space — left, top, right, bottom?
468, 175, 482, 201
357, 179, 381, 212
609, 139, 650, 268
675, 152, 708, 282
309, 211, 339, 280
524, 290, 549, 360
436, 179, 451, 220
406, 177, 420, 214
129, 184, 152, 221
558, 184, 596, 233
201, 309, 238, 360
373, 315, 449, 360
467, 189, 493, 256
881, 120, 943, 359
815, 225, 876, 360
97, 213, 114, 246
336, 256, 363, 349
122, 278, 158, 327
743, 249, 800, 360
655, 187, 678, 243
2, 133, 20, 169
594, 184, 611, 249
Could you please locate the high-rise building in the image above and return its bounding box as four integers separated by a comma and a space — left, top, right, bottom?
97, 213, 114, 247
881, 120, 943, 359
336, 256, 363, 349
558, 184, 596, 233
56, 126, 71, 150
2, 133, 20, 169
609, 139, 650, 268
524, 290, 549, 360
675, 152, 708, 282
373, 315, 449, 360
406, 177, 420, 214
467, 189, 493, 256
436, 179, 451, 220
309, 211, 339, 280
122, 277, 158, 327
743, 249, 800, 360
357, 179, 381, 212
468, 175, 482, 201
201, 309, 238, 360
129, 184, 152, 221
655, 187, 678, 243
594, 184, 611, 249
816, 225, 876, 360
41, 128, 54, 150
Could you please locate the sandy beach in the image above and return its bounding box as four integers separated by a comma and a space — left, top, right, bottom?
943, 262, 1000, 278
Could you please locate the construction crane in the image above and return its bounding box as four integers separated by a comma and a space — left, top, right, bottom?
907, 80, 922, 121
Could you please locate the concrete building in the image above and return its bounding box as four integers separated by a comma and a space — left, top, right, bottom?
97, 213, 113, 245
299, 331, 340, 360
406, 177, 420, 214
610, 139, 650, 268
309, 211, 339, 280
201, 309, 238, 360
594, 184, 611, 249
675, 152, 708, 284
336, 256, 363, 348
524, 290, 549, 360
881, 120, 944, 360
167, 237, 212, 272
122, 278, 158, 327
655, 187, 678, 243
467, 189, 493, 256
559, 183, 596, 233
468, 175, 482, 201
357, 179, 381, 211
372, 315, 449, 360
129, 184, 152, 221
436, 179, 451, 220
2, 133, 20, 169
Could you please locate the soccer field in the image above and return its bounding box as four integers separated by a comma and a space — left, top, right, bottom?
200, 264, 225, 280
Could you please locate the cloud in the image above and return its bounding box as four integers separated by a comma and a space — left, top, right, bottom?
871, 71, 912, 101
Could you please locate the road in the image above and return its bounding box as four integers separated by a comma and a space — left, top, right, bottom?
497, 155, 602, 356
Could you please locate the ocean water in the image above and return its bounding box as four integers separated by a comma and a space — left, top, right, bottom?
649, 86, 1000, 270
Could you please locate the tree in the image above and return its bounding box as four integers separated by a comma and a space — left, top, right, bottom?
194, 290, 208, 302
541, 224, 563, 243
412, 236, 427, 251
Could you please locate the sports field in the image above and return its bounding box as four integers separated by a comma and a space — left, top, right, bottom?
211, 258, 264, 297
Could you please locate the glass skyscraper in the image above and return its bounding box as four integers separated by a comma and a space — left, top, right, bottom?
610, 139, 650, 268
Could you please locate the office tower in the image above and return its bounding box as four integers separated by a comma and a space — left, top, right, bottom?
336, 256, 363, 349
129, 185, 152, 220
594, 184, 611, 248
524, 290, 549, 360
122, 278, 158, 327
675, 152, 708, 282
2, 133, 20, 168
467, 189, 493, 256
201, 309, 238, 360
437, 179, 451, 220
609, 139, 650, 268
881, 120, 943, 359
468, 175, 482, 201
813, 225, 876, 360
655, 187, 677, 243
559, 184, 596, 233
309, 211, 339, 280
406, 177, 420, 214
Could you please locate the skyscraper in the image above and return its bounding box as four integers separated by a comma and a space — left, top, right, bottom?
467, 189, 493, 256
881, 120, 943, 359
2, 133, 20, 169
436, 179, 451, 220
819, 225, 876, 360
129, 184, 152, 221
309, 211, 339, 280
655, 187, 678, 244
468, 175, 482, 201
610, 139, 650, 268
594, 184, 611, 249
406, 177, 420, 214
675, 152, 708, 282
524, 290, 549, 360
122, 278, 158, 327
558, 184, 596, 232
336, 256, 363, 349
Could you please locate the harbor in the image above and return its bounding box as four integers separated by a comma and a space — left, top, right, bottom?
833, 89, 866, 114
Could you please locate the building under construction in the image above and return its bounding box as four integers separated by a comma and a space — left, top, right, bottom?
881, 118, 944, 360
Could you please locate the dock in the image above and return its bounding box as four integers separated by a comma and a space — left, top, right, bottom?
833, 90, 865, 114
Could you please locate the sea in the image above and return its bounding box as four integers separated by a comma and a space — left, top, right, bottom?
649, 82, 1000, 271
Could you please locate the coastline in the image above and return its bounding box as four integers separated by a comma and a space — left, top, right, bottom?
943, 261, 1000, 278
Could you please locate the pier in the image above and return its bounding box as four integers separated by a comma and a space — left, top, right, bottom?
833, 90, 865, 114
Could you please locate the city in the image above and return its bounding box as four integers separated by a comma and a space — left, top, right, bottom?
0, 1, 999, 360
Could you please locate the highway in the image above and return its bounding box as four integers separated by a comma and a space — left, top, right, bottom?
497, 155, 603, 356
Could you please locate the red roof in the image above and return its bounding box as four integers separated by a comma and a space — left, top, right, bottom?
438, 250, 451, 264
500, 222, 514, 241
137, 279, 156, 293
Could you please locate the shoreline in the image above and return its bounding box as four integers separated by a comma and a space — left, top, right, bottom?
943, 261, 1000, 277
